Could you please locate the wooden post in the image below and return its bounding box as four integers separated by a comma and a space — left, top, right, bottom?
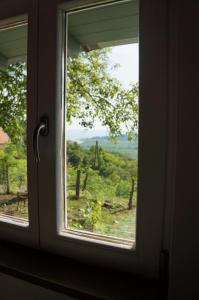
94, 141, 99, 169
75, 169, 81, 200
128, 177, 135, 210
5, 165, 10, 194
82, 172, 89, 191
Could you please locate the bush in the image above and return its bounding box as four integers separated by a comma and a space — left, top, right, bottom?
115, 180, 131, 198
74, 197, 102, 231
9, 159, 27, 193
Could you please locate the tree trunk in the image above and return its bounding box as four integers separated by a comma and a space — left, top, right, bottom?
6, 165, 10, 194
128, 178, 135, 210
94, 141, 99, 169
75, 169, 81, 200
82, 172, 89, 191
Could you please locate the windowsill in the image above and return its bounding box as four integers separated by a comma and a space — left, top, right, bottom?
0, 240, 162, 299
0, 214, 28, 227
60, 228, 135, 250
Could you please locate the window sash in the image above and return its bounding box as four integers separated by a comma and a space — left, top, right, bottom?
0, 0, 39, 247
37, 0, 167, 277
0, 0, 167, 278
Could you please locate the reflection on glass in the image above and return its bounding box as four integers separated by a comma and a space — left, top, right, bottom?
65, 1, 138, 242
0, 19, 28, 221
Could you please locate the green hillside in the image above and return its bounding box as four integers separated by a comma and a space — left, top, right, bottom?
67, 141, 137, 240
80, 135, 138, 159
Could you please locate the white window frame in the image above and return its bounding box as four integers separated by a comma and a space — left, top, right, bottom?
37, 0, 168, 277
0, 0, 168, 278
0, 0, 39, 247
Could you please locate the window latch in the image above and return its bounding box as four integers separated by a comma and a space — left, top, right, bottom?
33, 115, 49, 163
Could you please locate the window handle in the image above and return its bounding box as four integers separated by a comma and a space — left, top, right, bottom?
33, 116, 49, 163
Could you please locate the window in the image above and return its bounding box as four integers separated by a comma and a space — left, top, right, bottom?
0, 1, 39, 246
0, 17, 28, 222
0, 0, 167, 277
64, 1, 139, 246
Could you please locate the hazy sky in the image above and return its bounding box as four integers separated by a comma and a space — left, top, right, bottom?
67, 43, 139, 140
108, 43, 139, 88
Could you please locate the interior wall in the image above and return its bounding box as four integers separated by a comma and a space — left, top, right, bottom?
0, 273, 76, 300
0, 0, 199, 299
168, 0, 199, 298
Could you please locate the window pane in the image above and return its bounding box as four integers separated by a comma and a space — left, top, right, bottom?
65, 1, 138, 243
0, 18, 28, 222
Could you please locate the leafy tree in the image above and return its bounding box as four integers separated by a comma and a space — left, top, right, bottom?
116, 180, 131, 198
67, 48, 138, 139
0, 144, 26, 194
67, 141, 138, 231
0, 49, 138, 144
0, 48, 138, 232
0, 63, 27, 145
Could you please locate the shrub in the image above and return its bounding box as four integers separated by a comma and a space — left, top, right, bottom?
115, 180, 131, 198
74, 197, 102, 231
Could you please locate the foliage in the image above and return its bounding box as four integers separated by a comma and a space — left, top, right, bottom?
0, 48, 138, 237
0, 63, 27, 144
81, 135, 138, 159
0, 144, 27, 194
74, 197, 102, 231
0, 49, 138, 144
67, 141, 137, 190
0, 49, 138, 158
67, 48, 138, 139
67, 141, 137, 231
115, 180, 131, 198
9, 159, 27, 193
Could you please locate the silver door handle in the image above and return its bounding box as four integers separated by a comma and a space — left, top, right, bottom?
33, 116, 49, 163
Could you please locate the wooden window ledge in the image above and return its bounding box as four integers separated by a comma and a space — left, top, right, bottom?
0, 240, 161, 299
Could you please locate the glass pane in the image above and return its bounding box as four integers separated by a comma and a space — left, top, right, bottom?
0, 17, 28, 222
65, 1, 138, 243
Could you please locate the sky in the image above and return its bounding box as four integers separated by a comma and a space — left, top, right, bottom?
108, 43, 139, 88
67, 43, 139, 140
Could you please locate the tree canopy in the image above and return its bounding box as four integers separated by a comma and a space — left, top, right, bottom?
0, 48, 138, 143
67, 48, 138, 140
0, 63, 27, 144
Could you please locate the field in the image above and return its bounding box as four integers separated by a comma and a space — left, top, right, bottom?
68, 195, 136, 240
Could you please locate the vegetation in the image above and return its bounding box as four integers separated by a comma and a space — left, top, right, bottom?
0, 63, 28, 219
67, 49, 138, 140
0, 47, 138, 239
80, 134, 138, 159
0, 63, 27, 144
67, 141, 137, 238
0, 144, 27, 194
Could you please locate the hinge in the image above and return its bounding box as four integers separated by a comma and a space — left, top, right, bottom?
159, 249, 169, 299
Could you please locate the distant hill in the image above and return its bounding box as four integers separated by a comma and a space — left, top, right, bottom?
79, 134, 138, 159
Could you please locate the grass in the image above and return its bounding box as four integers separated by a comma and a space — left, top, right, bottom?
107, 209, 136, 240
0, 192, 137, 241
0, 194, 28, 219
67, 192, 136, 240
